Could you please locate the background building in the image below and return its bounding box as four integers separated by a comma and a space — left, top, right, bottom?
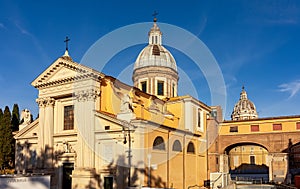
210, 87, 300, 185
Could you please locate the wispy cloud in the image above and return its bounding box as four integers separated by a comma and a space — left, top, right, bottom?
0, 23, 6, 30
278, 80, 300, 98
251, 1, 300, 26
11, 19, 50, 63
14, 22, 32, 36
264, 17, 298, 25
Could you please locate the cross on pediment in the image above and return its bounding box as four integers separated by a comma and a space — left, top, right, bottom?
64, 36, 70, 51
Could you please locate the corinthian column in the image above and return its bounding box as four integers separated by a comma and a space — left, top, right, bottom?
36, 97, 55, 168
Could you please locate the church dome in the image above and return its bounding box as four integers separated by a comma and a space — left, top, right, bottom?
134, 45, 177, 71
132, 18, 179, 98
133, 20, 177, 72
231, 87, 258, 121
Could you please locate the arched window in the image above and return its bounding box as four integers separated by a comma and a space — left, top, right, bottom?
153, 136, 165, 150
172, 140, 182, 152
187, 142, 195, 154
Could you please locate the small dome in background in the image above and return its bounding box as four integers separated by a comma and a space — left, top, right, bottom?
231, 87, 258, 121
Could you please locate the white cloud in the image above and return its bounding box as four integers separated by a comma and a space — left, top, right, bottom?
278, 80, 300, 98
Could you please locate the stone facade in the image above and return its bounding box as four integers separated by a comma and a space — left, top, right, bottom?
14, 48, 212, 188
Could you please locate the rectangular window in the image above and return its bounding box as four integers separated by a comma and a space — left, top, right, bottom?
104, 176, 113, 189
157, 81, 164, 95
211, 109, 217, 119
197, 110, 201, 128
251, 125, 259, 132
64, 105, 74, 130
273, 123, 282, 131
250, 156, 255, 164
141, 81, 147, 93
297, 122, 300, 130
230, 126, 238, 132
172, 83, 175, 97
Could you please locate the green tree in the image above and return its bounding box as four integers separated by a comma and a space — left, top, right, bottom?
0, 106, 13, 170
11, 104, 20, 132
0, 108, 3, 122
11, 104, 20, 169
0, 108, 4, 169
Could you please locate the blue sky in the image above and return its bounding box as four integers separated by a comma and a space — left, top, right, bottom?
1, 0, 300, 120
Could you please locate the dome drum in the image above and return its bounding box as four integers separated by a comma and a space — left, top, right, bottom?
132, 66, 179, 81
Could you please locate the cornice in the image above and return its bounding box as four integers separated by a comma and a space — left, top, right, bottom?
32, 58, 104, 89
223, 115, 300, 123
14, 119, 39, 139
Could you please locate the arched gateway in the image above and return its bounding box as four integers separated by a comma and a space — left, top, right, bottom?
211, 87, 300, 184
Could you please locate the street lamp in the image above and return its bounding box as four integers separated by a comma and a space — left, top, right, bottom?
123, 127, 132, 187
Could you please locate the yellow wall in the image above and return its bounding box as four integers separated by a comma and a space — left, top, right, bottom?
228, 145, 268, 169
220, 117, 300, 135
99, 77, 210, 188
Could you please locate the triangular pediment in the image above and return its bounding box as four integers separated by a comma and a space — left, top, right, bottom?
14, 119, 39, 139
31, 55, 104, 88
46, 66, 77, 83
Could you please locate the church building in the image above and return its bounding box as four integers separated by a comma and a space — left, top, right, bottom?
14, 18, 215, 189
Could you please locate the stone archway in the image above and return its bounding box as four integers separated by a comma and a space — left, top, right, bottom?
224, 142, 269, 183
287, 141, 300, 184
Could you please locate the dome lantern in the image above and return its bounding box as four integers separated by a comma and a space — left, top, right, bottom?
148, 18, 162, 45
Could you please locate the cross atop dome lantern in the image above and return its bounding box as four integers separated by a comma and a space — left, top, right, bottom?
148, 15, 162, 45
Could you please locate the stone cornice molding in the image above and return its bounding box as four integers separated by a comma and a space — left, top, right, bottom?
36, 97, 55, 107
75, 89, 101, 102
133, 66, 179, 80
32, 60, 104, 89
34, 73, 102, 89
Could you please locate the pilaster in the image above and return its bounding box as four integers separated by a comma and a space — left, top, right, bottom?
74, 88, 100, 168
219, 154, 229, 173
268, 153, 288, 183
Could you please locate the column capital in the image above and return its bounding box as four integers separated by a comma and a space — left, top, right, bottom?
36, 97, 55, 107
75, 89, 100, 102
